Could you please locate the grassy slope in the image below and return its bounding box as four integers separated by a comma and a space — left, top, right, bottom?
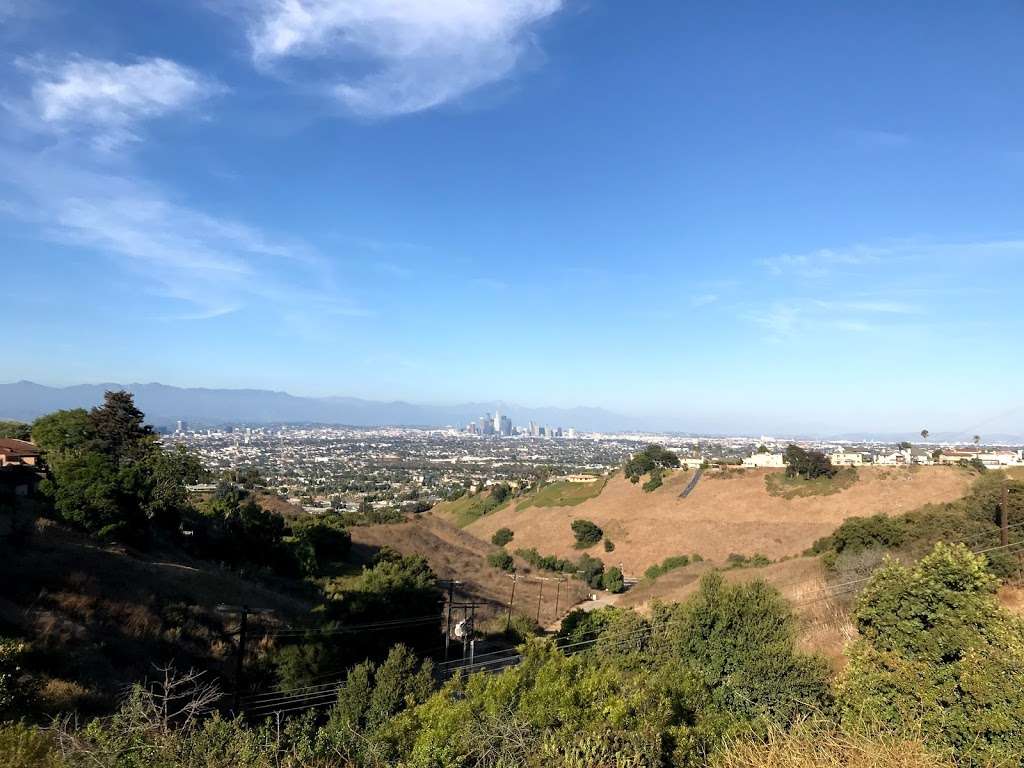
764, 467, 859, 499
516, 476, 608, 511
350, 514, 588, 625
466, 466, 973, 578
0, 511, 313, 715
430, 492, 516, 528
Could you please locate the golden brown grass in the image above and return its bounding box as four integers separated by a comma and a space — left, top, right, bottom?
351, 513, 588, 625
466, 466, 971, 576
765, 467, 860, 499
714, 724, 952, 768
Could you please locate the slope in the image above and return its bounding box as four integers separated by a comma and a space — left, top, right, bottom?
348, 513, 588, 626
466, 466, 973, 576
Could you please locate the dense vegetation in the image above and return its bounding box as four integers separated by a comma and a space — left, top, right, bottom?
569, 518, 602, 548
625, 444, 681, 491
782, 444, 836, 480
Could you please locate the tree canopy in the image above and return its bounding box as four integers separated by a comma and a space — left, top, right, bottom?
783, 444, 836, 479
624, 443, 680, 483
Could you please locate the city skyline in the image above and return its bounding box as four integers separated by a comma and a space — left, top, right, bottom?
3, 3, 1024, 433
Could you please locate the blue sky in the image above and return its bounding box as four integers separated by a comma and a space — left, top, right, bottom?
2, 1, 1024, 434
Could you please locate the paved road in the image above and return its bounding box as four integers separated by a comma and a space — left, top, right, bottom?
679, 467, 704, 498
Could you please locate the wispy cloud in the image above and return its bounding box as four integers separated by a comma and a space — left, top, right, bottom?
690, 293, 719, 308
812, 299, 922, 315
759, 239, 1024, 278
758, 245, 888, 277
848, 128, 911, 149
0, 149, 360, 321
14, 55, 223, 149
240, 0, 563, 117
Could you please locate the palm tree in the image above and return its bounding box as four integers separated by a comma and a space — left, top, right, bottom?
921, 429, 929, 441
974, 435, 981, 450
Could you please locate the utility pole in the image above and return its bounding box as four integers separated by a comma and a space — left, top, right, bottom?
536, 578, 544, 624
554, 578, 563, 617
440, 580, 459, 661
506, 573, 517, 632
216, 604, 272, 713
1002, 480, 1010, 547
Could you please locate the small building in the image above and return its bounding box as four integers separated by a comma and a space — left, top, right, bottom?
741, 452, 785, 469
0, 439, 44, 497
829, 451, 864, 467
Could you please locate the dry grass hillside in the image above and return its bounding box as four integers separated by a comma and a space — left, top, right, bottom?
349, 514, 588, 626
0, 511, 313, 715
466, 466, 972, 577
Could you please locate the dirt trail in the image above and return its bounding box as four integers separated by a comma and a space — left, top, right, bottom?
466, 466, 972, 575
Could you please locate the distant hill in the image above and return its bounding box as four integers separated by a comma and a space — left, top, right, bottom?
0, 380, 641, 432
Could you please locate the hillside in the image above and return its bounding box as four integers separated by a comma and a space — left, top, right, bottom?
465, 466, 973, 576
0, 508, 314, 715
349, 514, 588, 626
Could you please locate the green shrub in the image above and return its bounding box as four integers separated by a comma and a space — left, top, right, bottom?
644, 554, 690, 580
487, 550, 514, 572
641, 470, 663, 492
570, 519, 603, 548
602, 566, 625, 593
576, 553, 605, 588
839, 543, 1024, 766
603, 538, 615, 552
491, 527, 514, 547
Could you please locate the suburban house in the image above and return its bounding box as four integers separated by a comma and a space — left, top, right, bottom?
829, 450, 864, 466
678, 457, 705, 470
0, 438, 44, 497
741, 452, 785, 469
938, 450, 1024, 468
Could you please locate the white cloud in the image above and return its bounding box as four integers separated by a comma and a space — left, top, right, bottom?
243, 0, 562, 116
0, 149, 361, 321
759, 245, 888, 277
17, 56, 223, 149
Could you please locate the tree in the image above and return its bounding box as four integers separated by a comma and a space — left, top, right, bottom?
624, 444, 680, 483
43, 451, 143, 539
783, 444, 836, 480
840, 543, 1024, 765
652, 572, 832, 722
0, 421, 30, 440
571, 519, 603, 548
143, 444, 206, 529
489, 483, 511, 504
898, 441, 912, 450
920, 428, 930, 441
974, 435, 981, 447
89, 391, 156, 467
491, 527, 514, 547
576, 553, 605, 588
31, 408, 95, 457
602, 566, 625, 593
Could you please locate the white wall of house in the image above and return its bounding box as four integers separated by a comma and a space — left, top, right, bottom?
742, 453, 785, 468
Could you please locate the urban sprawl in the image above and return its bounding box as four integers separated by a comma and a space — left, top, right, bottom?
165, 412, 1024, 518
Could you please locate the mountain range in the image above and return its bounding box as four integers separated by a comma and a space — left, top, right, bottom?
0, 381, 642, 432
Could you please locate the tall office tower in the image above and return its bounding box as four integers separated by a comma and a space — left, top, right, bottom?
493, 410, 502, 434
500, 414, 512, 436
